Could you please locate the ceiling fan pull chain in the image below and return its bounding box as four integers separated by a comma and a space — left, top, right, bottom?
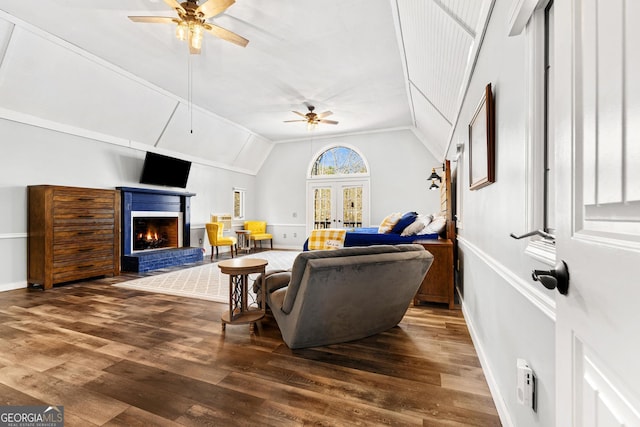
188, 54, 193, 134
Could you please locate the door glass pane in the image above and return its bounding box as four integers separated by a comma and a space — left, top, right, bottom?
343, 186, 362, 228
314, 188, 332, 229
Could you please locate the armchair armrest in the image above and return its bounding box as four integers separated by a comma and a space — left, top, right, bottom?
253, 269, 291, 294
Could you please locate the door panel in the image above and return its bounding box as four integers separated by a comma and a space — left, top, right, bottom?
555, 0, 640, 425
312, 186, 333, 229
341, 185, 363, 228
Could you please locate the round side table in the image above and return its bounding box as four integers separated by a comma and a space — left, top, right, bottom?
218, 258, 268, 332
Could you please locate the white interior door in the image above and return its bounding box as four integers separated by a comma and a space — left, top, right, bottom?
555, 1, 640, 425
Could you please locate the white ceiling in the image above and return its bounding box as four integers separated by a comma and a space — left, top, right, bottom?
0, 0, 493, 163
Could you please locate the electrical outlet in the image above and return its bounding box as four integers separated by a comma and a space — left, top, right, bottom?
517, 359, 536, 411
292, 212, 297, 218
293, 232, 297, 238
199, 238, 203, 245
283, 233, 287, 238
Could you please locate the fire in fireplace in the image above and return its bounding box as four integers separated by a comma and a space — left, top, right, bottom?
133, 217, 179, 251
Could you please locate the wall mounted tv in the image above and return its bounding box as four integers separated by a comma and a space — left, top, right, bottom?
139, 152, 191, 188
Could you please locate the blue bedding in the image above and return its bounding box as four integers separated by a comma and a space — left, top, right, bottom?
303, 227, 439, 251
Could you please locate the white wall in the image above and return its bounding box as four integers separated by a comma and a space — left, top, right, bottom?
256, 128, 443, 249
0, 117, 257, 291
451, 0, 556, 425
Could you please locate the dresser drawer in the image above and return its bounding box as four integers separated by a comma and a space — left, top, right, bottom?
52, 259, 116, 283
54, 226, 115, 244
54, 239, 115, 256
53, 191, 116, 210
53, 252, 114, 268
53, 210, 116, 226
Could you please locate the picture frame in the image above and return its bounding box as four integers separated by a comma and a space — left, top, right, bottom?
469, 83, 495, 190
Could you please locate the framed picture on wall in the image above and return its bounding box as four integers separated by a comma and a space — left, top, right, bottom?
469, 83, 495, 190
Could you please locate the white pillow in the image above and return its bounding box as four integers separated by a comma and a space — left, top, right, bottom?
421, 216, 446, 234
419, 214, 433, 226
401, 218, 426, 236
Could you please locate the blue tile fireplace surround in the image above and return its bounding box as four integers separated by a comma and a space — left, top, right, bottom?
118, 187, 203, 272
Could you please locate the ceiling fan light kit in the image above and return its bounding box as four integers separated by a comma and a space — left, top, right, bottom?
284, 105, 339, 131
128, 0, 248, 54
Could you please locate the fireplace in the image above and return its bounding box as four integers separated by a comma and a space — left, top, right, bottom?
132, 214, 181, 252
118, 187, 202, 272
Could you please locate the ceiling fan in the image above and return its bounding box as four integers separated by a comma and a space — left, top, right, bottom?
128, 0, 248, 54
284, 106, 339, 130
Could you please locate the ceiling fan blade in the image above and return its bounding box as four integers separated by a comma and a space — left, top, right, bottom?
319, 119, 339, 125
316, 111, 333, 119
197, 0, 235, 19
128, 16, 177, 24
284, 120, 307, 123
203, 23, 249, 47
292, 111, 307, 118
163, 0, 186, 14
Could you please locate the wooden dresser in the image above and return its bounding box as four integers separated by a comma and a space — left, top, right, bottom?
28, 185, 120, 289
414, 239, 454, 308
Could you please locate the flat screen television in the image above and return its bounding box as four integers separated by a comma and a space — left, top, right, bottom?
139, 152, 191, 188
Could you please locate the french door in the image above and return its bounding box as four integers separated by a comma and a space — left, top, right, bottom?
307, 179, 369, 232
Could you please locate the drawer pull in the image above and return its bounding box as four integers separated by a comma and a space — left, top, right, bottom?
77, 264, 95, 270
77, 198, 95, 201
78, 215, 95, 218
77, 248, 93, 253
77, 231, 93, 236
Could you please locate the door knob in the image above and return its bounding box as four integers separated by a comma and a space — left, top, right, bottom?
532, 260, 569, 295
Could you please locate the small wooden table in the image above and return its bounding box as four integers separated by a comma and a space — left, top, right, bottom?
235, 229, 252, 253
218, 258, 268, 332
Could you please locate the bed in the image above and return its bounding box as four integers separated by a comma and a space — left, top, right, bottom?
302, 227, 440, 251
302, 160, 457, 307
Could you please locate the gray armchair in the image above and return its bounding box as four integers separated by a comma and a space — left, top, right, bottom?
261, 244, 434, 349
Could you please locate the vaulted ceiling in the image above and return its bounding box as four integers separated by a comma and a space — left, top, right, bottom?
0, 0, 493, 171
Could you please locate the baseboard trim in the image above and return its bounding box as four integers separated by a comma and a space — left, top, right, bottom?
0, 281, 27, 292
457, 236, 555, 321
272, 245, 303, 251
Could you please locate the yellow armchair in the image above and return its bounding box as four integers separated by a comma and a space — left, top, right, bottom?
206, 222, 237, 259
244, 221, 273, 250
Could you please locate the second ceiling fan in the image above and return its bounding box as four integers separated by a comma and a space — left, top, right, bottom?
128, 0, 248, 54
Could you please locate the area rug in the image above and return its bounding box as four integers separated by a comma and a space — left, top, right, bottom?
113, 250, 300, 302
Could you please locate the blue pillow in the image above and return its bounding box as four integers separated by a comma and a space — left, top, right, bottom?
390, 211, 418, 234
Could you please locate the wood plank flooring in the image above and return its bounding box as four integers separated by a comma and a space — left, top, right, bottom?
0, 253, 500, 426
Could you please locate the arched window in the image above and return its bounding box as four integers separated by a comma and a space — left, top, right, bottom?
311, 146, 368, 176
307, 145, 370, 231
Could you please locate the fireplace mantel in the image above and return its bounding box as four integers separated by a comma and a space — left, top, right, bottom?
117, 187, 202, 272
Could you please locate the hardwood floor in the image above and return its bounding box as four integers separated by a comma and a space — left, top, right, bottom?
0, 253, 500, 426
